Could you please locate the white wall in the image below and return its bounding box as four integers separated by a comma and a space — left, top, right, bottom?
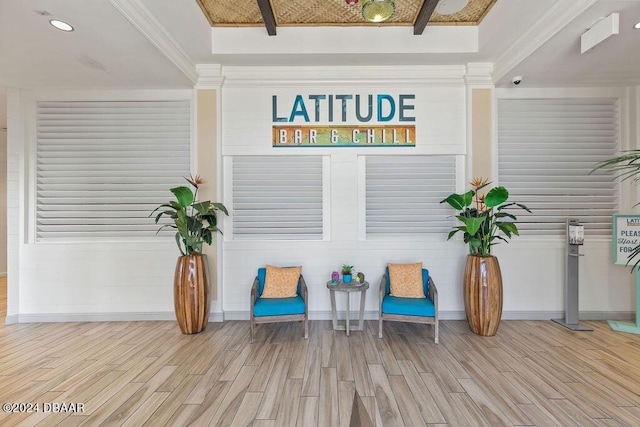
220, 65, 470, 319
494, 87, 636, 318
220, 71, 636, 320
0, 91, 6, 277
7, 89, 195, 323
6, 74, 637, 323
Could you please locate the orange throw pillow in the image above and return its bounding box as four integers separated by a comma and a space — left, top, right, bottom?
388, 262, 425, 298
262, 265, 302, 298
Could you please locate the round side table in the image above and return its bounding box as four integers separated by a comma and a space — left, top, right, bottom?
326, 280, 369, 336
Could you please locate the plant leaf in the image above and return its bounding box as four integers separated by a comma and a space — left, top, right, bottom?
484, 186, 509, 207
494, 212, 517, 221
441, 191, 474, 210
193, 201, 211, 214
171, 186, 194, 208
469, 238, 481, 248
211, 202, 229, 215
447, 229, 460, 240
497, 221, 519, 236
458, 216, 485, 236
202, 229, 212, 245
175, 232, 185, 256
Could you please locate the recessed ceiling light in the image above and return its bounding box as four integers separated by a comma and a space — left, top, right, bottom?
49, 19, 74, 32
634, 21, 640, 29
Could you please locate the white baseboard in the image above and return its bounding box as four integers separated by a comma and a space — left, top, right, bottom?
4, 310, 633, 324
209, 312, 224, 322
4, 314, 18, 325
11, 310, 226, 324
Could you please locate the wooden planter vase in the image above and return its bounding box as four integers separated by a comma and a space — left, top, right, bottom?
463, 254, 503, 336
174, 253, 210, 334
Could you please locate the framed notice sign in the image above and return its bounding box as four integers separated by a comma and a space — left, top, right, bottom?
609, 214, 640, 335
612, 214, 640, 266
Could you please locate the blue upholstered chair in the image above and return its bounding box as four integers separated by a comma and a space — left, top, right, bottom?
379, 266, 439, 343
250, 267, 308, 343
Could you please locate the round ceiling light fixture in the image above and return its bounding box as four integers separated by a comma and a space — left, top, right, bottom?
436, 0, 469, 16
49, 19, 74, 32
362, 0, 395, 23
634, 21, 640, 29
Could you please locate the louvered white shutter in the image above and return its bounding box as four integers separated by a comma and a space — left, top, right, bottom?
366, 155, 456, 235
497, 98, 618, 236
36, 100, 191, 240
232, 156, 323, 240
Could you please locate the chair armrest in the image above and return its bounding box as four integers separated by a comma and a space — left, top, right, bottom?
251, 276, 258, 307
299, 275, 308, 302
300, 275, 309, 315
428, 276, 438, 310
379, 274, 386, 300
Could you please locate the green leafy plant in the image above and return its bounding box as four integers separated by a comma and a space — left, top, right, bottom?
152, 175, 228, 256
592, 151, 640, 269
440, 178, 531, 256
341, 264, 354, 275
591, 150, 640, 184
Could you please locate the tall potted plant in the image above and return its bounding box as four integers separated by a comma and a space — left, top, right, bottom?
441, 178, 530, 336
152, 175, 228, 334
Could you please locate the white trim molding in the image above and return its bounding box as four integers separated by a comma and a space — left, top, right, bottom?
196, 64, 225, 89
12, 310, 225, 324
6, 311, 630, 325
222, 65, 467, 88
221, 310, 632, 322
492, 0, 599, 84
108, 0, 198, 84
464, 62, 494, 87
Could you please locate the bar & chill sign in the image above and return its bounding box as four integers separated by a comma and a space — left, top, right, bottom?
272, 94, 416, 147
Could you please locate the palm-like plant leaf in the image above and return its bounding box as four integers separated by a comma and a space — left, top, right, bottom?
591, 150, 640, 182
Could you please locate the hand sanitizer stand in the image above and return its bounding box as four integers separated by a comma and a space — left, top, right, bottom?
552, 219, 592, 331
608, 214, 640, 334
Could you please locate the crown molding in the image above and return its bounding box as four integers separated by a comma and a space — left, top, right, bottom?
492, 0, 599, 84
196, 64, 225, 88
464, 62, 494, 87
221, 65, 467, 87
108, 0, 198, 85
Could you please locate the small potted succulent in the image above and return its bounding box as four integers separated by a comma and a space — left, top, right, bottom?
341, 264, 354, 283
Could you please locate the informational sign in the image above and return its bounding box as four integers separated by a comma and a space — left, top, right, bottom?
271, 93, 416, 148
569, 225, 584, 245
272, 125, 415, 147
612, 214, 640, 265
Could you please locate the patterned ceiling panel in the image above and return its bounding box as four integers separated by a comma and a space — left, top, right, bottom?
196, 0, 496, 27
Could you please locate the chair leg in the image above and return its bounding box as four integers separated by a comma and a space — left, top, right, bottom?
434, 320, 439, 344
378, 317, 383, 339
250, 320, 255, 343
304, 318, 308, 340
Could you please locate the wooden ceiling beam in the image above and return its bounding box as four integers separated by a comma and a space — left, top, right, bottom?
256, 0, 277, 36
414, 0, 439, 35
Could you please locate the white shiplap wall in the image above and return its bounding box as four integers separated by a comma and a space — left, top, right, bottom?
0, 128, 7, 276
7, 89, 194, 323
6, 76, 636, 323
494, 87, 635, 319
220, 66, 469, 319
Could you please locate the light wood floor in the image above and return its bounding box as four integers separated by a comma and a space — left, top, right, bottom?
1, 318, 640, 426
